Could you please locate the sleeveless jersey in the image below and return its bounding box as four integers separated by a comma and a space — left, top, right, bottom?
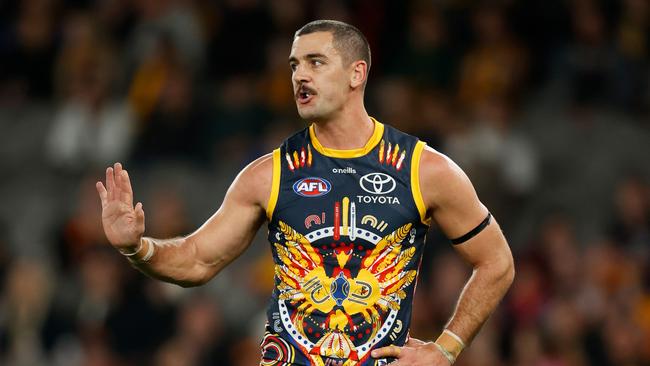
262, 118, 431, 366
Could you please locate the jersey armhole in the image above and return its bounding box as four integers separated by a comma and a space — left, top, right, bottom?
411, 141, 432, 226
266, 148, 281, 221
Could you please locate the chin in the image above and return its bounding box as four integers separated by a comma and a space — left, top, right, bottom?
297, 107, 321, 121
297, 105, 336, 122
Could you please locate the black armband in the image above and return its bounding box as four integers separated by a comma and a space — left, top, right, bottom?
450, 212, 492, 245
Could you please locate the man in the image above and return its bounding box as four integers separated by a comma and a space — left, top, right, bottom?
97, 20, 514, 366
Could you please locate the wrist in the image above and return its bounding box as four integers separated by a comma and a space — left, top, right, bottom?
117, 238, 143, 256
119, 237, 156, 263
433, 342, 455, 365
434, 329, 466, 364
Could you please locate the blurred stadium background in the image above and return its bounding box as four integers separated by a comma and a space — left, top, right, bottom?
0, 0, 649, 365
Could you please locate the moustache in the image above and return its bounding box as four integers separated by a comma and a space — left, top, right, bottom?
296, 85, 317, 98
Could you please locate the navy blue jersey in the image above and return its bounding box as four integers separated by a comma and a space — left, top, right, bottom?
262, 118, 430, 366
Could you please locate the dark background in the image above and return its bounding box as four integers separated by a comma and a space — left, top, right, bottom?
0, 0, 649, 365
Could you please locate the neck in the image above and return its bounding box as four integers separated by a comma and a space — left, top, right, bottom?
311, 103, 373, 150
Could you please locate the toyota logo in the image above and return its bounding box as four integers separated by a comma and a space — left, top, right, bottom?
359, 173, 396, 195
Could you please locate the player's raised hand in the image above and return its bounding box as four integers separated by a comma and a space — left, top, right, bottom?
96, 162, 145, 251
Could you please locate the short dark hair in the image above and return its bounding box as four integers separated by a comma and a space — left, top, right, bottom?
295, 20, 371, 70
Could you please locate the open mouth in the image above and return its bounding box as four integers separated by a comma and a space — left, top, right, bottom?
296, 86, 316, 105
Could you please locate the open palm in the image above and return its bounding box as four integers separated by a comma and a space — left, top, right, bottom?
96, 162, 145, 250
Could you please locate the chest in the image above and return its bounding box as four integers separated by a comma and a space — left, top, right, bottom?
275, 154, 418, 239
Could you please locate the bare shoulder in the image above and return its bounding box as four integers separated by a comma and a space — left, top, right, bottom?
419, 145, 459, 176
419, 145, 474, 204
229, 151, 275, 209
418, 144, 484, 227
244, 151, 274, 181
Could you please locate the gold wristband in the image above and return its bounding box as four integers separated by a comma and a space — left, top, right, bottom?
435, 329, 465, 360
127, 237, 156, 263
118, 239, 143, 257
433, 342, 456, 364
443, 329, 466, 349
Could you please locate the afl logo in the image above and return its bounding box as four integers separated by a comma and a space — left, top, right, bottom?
293, 177, 331, 197
359, 173, 396, 195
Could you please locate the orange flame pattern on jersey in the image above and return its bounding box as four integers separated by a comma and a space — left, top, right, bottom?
377, 140, 407, 171
286, 144, 313, 172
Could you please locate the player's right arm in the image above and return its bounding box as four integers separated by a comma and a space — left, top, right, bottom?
96, 155, 272, 287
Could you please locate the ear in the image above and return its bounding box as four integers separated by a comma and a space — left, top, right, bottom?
350, 60, 368, 89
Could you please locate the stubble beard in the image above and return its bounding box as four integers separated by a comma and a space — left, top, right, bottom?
297, 108, 317, 121
297, 98, 342, 123
297, 103, 326, 122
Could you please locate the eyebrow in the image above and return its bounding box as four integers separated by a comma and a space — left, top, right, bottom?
288, 53, 328, 63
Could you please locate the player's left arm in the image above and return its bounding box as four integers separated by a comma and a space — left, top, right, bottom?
424, 145, 515, 355
372, 145, 515, 365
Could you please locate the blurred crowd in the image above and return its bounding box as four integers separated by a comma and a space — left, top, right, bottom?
0, 0, 649, 365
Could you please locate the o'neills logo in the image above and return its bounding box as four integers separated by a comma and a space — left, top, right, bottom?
332, 167, 356, 174
293, 177, 331, 197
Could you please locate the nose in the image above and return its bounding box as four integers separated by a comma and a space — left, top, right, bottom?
292, 64, 311, 85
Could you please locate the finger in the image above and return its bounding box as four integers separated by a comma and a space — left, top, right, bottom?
112, 163, 123, 199
96, 181, 108, 206
106, 167, 115, 200
120, 170, 133, 206
135, 202, 145, 229
114, 162, 123, 190
372, 345, 402, 359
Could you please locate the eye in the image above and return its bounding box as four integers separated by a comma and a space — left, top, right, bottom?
312, 60, 323, 67
289, 63, 297, 71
